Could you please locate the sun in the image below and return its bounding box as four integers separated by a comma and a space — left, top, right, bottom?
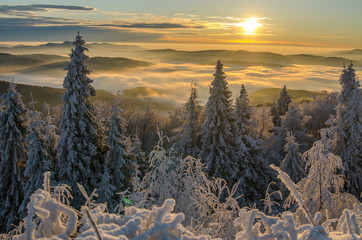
238, 18, 262, 33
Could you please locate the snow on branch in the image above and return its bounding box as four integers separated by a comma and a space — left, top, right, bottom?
270, 164, 314, 225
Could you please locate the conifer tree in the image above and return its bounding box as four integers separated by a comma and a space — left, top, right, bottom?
200, 60, 237, 183
329, 63, 362, 197
235, 84, 251, 137
42, 111, 58, 174
57, 33, 104, 206
0, 82, 27, 232
277, 85, 291, 116
98, 99, 135, 211
176, 81, 202, 157
138, 104, 159, 154
268, 86, 292, 165
19, 107, 50, 216
271, 102, 282, 127
271, 85, 291, 127
280, 131, 305, 183
234, 84, 269, 204
130, 135, 147, 180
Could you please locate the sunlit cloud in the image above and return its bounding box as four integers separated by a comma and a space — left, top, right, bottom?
223, 39, 328, 47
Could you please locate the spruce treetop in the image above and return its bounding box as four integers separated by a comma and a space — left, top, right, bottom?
277, 85, 291, 116
235, 84, 252, 136
63, 33, 95, 101
209, 60, 232, 102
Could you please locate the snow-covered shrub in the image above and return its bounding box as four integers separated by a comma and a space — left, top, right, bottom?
261, 182, 283, 215
270, 164, 314, 225
234, 207, 315, 240
295, 129, 359, 222
14, 188, 77, 240
270, 164, 362, 239
78, 198, 214, 240
142, 131, 179, 208
191, 177, 241, 239
336, 207, 361, 236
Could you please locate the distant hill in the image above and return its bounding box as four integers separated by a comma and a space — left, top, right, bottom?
21, 57, 151, 76
0, 81, 177, 112
142, 49, 357, 67
0, 53, 67, 74
249, 88, 321, 105
0, 42, 145, 57
0, 81, 114, 110
0, 52, 151, 76
327, 49, 362, 61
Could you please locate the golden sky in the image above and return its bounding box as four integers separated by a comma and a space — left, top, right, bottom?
0, 1, 361, 50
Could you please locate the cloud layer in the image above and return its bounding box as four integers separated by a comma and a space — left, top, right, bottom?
0, 4, 94, 14
0, 60, 345, 106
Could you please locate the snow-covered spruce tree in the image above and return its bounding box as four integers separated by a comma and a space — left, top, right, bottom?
271, 86, 291, 127
280, 131, 305, 183
234, 84, 269, 205
200, 60, 237, 183
176, 81, 202, 158
267, 86, 292, 165
235, 84, 251, 137
57, 33, 105, 207
19, 108, 51, 217
329, 63, 362, 197
130, 134, 147, 180
0, 82, 27, 233
137, 104, 159, 154
97, 99, 135, 211
42, 110, 58, 175
270, 101, 282, 127
277, 85, 291, 116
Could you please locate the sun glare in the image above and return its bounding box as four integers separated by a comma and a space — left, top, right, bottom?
238, 18, 262, 33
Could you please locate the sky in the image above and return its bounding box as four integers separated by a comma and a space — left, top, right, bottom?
0, 0, 362, 50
